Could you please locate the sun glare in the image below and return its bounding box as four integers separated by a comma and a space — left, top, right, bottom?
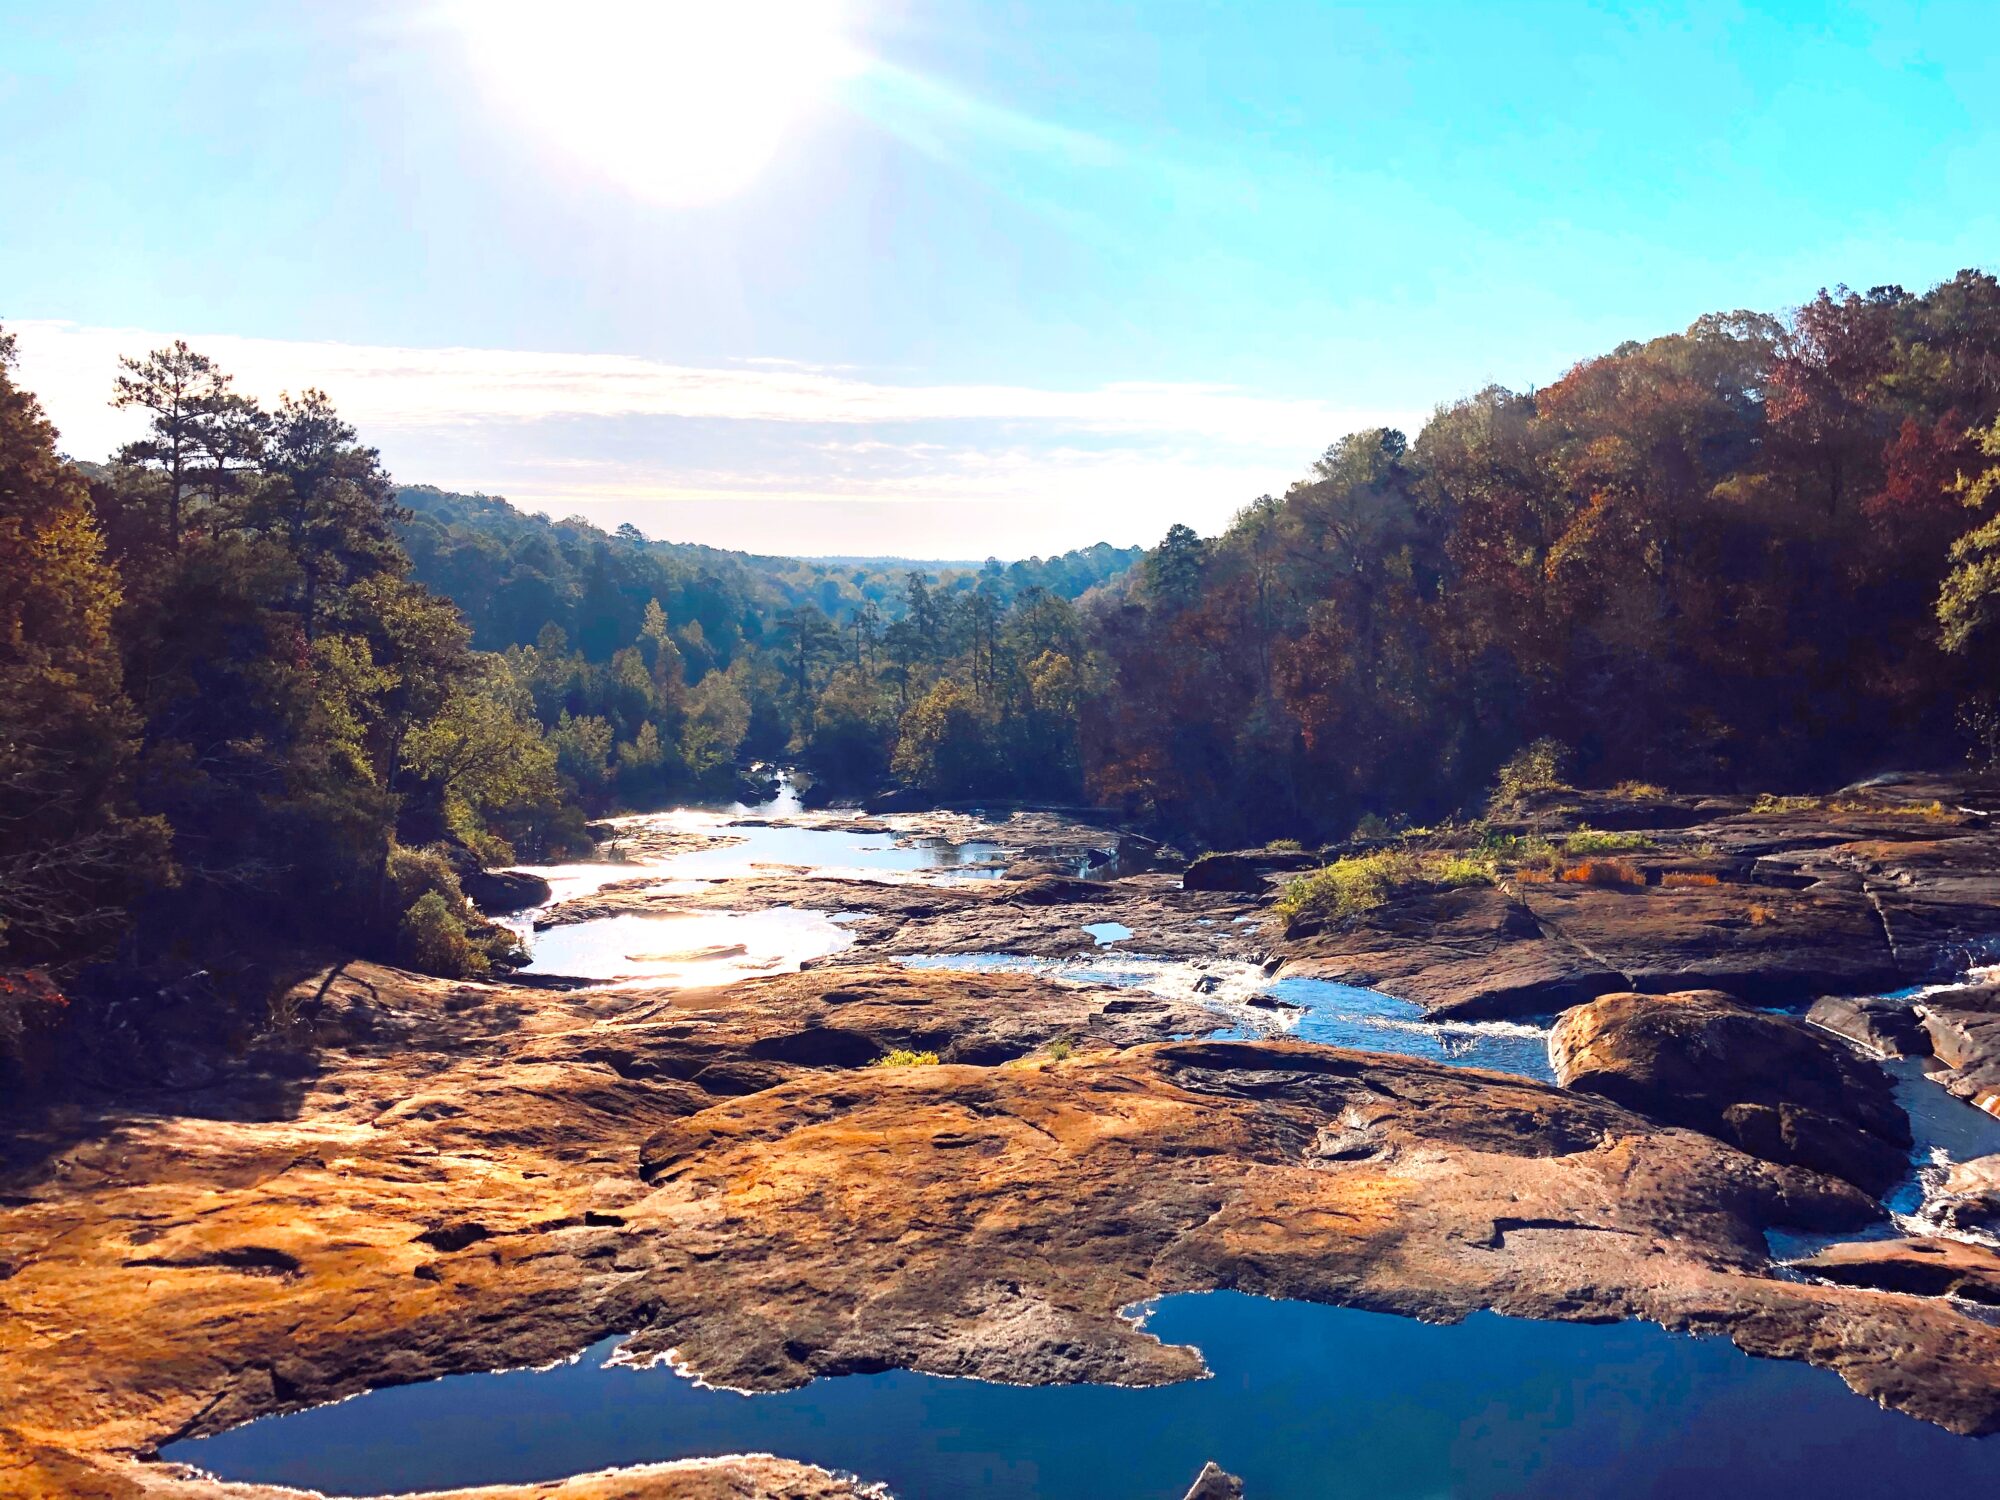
453, 1, 863, 206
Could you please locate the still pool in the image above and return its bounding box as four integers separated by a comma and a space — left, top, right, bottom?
163, 1290, 2000, 1499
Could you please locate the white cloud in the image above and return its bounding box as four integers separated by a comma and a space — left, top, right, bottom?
5, 320, 1420, 553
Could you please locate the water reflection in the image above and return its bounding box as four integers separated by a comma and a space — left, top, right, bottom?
164, 1290, 2000, 1499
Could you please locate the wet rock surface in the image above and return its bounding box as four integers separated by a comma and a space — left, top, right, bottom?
1917, 982, 2000, 1116
1181, 1462, 1246, 1500
1932, 1155, 2000, 1237
12, 957, 2000, 1500
1807, 993, 1933, 1058
465, 868, 555, 916
1549, 989, 1912, 1194
1793, 1237, 2000, 1304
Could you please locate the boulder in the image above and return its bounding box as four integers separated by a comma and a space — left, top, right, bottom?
1183, 849, 1321, 892
1549, 989, 1912, 1194
462, 867, 553, 916
863, 784, 933, 814
1006, 874, 1114, 905
1793, 1237, 2000, 1304
1807, 993, 1932, 1058
733, 770, 783, 805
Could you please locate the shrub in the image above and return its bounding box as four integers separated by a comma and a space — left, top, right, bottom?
1562, 827, 1655, 855
1276, 848, 1494, 925
873, 1048, 939, 1068
1661, 871, 1721, 888
1264, 838, 1306, 853
1045, 1036, 1076, 1062
1558, 858, 1645, 888
1490, 737, 1572, 811
1747, 902, 1777, 927
386, 841, 467, 910
1610, 780, 1668, 799
398, 891, 489, 978
1350, 812, 1397, 841
1828, 797, 1954, 821
1752, 793, 1821, 815
1479, 829, 1558, 872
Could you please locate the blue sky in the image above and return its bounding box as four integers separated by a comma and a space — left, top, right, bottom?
3, 1, 1995, 556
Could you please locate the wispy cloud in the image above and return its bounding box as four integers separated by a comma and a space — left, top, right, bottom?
6, 320, 1418, 553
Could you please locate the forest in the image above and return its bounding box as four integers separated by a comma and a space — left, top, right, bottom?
6, 267, 2000, 995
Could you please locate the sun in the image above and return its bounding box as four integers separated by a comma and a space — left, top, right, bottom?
452, 1, 863, 207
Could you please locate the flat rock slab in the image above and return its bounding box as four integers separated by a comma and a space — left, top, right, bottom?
11, 960, 2000, 1500
1795, 1237, 2000, 1304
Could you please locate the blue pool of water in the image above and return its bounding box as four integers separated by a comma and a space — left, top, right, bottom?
163, 1290, 2000, 1499
664, 821, 1008, 880
1267, 975, 1556, 1080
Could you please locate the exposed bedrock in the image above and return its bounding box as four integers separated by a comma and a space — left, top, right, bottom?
1930, 1154, 2000, 1237
1916, 982, 2000, 1116
1794, 1237, 2000, 1304
12, 958, 2000, 1500
1807, 992, 1934, 1058
1549, 989, 1912, 1195
1274, 781, 2000, 1019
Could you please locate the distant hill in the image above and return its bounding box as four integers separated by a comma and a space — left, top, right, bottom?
394, 485, 1141, 660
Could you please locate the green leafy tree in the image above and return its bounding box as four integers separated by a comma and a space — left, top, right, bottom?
0, 328, 156, 954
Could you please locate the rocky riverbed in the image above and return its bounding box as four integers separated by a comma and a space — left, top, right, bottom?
11, 775, 2000, 1497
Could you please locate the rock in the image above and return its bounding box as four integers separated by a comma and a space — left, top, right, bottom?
1549, 990, 1912, 1195
21, 957, 2000, 1498
463, 867, 554, 915
1278, 884, 1625, 1019
1271, 780, 2000, 1022
1183, 850, 1320, 892
1007, 874, 1115, 905
1794, 1238, 2000, 1304
540, 871, 1266, 967
1934, 1154, 2000, 1237
863, 785, 932, 813
1917, 984, 2000, 1116
1514, 880, 1903, 1006
733, 770, 783, 805
1807, 993, 1931, 1058
1182, 1460, 1246, 1499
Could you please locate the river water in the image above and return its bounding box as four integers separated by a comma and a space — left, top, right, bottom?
163, 785, 2000, 1496
165, 1290, 2000, 1498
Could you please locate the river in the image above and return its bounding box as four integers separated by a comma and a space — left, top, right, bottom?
164, 782, 2000, 1497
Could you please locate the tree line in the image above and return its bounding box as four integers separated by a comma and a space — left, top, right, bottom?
1088, 270, 2000, 842
9, 267, 2000, 995
394, 486, 1131, 808
0, 334, 556, 989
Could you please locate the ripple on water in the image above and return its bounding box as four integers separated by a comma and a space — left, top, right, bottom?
897, 954, 1556, 1082
161, 1290, 2000, 1499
